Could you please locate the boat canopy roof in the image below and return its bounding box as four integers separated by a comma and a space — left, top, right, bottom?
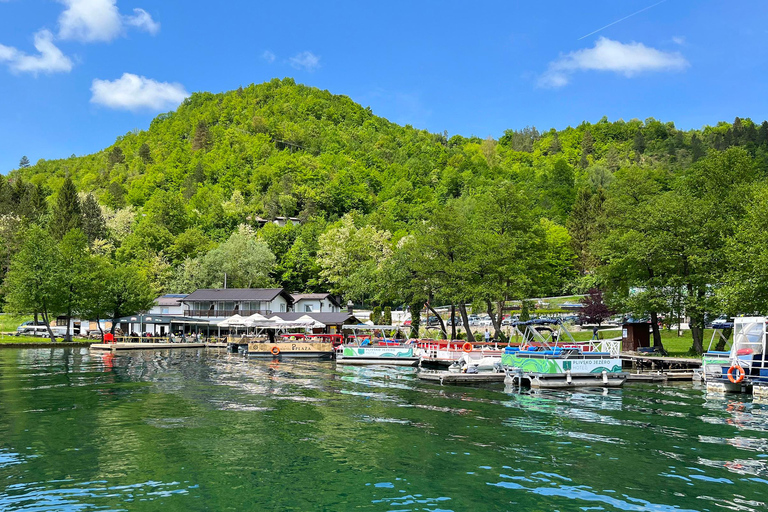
350, 324, 401, 330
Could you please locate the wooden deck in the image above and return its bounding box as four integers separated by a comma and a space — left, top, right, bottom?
90, 342, 210, 352
621, 353, 701, 368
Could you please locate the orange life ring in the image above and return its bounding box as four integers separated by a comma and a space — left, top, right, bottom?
727, 365, 745, 384
462, 342, 473, 353
270, 346, 280, 356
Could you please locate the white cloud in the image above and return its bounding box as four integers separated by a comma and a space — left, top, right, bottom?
289, 51, 320, 72
672, 36, 685, 45
91, 73, 189, 111
124, 8, 160, 35
539, 37, 688, 88
0, 30, 73, 75
58, 0, 123, 42
262, 50, 276, 63
58, 0, 159, 42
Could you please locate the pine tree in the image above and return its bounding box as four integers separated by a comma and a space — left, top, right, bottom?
191, 121, 211, 151
49, 176, 82, 240
108, 146, 125, 166
691, 134, 705, 162
579, 130, 594, 168
549, 132, 561, 154
138, 143, 153, 164
604, 146, 620, 172
183, 162, 206, 199
633, 130, 646, 155
81, 194, 107, 243
758, 121, 768, 146
19, 156, 30, 168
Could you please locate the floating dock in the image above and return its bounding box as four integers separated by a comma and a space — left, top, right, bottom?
418, 369, 506, 384
90, 342, 220, 352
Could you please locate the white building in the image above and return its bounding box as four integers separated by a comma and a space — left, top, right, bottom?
291, 293, 341, 313
149, 294, 188, 316
181, 288, 294, 318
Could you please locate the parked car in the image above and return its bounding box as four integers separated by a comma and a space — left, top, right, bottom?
16, 321, 46, 335
426, 316, 441, 327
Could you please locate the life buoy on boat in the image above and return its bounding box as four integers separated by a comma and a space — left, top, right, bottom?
270, 346, 280, 356
727, 365, 745, 384
462, 342, 473, 353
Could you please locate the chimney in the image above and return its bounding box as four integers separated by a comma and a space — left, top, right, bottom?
347, 300, 354, 314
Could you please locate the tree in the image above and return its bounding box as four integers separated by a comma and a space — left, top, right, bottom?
49, 176, 82, 240
108, 146, 125, 166
81, 194, 107, 244
579, 288, 612, 325
138, 143, 152, 164
195, 225, 276, 288
317, 214, 391, 305
19, 156, 30, 168
633, 130, 646, 156
548, 132, 561, 154
191, 121, 211, 151
101, 263, 157, 336
690, 134, 705, 162
57, 229, 92, 341
3, 226, 63, 342
580, 129, 594, 168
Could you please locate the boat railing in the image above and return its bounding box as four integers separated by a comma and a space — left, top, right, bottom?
102, 335, 207, 344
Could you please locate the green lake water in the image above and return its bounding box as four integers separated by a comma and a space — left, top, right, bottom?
1, 348, 767, 511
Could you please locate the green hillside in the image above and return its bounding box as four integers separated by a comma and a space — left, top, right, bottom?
6, 77, 768, 351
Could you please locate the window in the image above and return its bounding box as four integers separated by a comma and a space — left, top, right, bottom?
305, 305, 313, 312
162, 307, 169, 314
56, 317, 67, 326
280, 303, 286, 312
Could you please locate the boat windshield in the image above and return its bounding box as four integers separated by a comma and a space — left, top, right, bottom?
731, 318, 766, 357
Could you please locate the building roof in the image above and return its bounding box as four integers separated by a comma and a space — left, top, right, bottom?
156, 294, 188, 306
183, 288, 293, 304
271, 312, 358, 326
115, 314, 210, 325
291, 293, 341, 307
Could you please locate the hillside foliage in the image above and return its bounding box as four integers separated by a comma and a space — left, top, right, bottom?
5, 78, 768, 352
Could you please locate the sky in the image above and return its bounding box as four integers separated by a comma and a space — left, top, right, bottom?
1, 0, 767, 173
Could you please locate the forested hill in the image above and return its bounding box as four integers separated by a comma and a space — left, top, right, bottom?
7, 77, 768, 352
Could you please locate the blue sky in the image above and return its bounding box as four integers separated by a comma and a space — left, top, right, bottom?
1, 0, 767, 173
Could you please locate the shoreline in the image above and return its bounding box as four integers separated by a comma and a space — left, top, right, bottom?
0, 341, 94, 349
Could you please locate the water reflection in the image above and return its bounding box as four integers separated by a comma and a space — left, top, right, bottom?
0, 347, 767, 511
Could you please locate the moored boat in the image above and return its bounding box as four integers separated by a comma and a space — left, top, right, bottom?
706, 316, 768, 394
336, 325, 420, 366
701, 320, 734, 381
501, 320, 626, 389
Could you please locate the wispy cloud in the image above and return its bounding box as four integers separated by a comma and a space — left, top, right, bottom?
578, 0, 667, 41
289, 51, 320, 72
261, 50, 276, 63
124, 8, 160, 35
58, 0, 159, 42
0, 30, 73, 75
539, 37, 688, 88
671, 36, 685, 45
91, 73, 188, 111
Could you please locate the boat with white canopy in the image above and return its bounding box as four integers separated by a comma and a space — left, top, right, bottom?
336, 325, 420, 366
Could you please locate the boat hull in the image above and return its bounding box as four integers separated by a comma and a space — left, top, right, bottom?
247, 342, 334, 360
501, 352, 623, 375
336, 346, 420, 366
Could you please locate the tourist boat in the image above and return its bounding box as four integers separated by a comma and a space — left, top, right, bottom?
701, 320, 734, 381
706, 316, 768, 397
417, 324, 524, 367
335, 325, 420, 366
220, 314, 336, 360
501, 320, 626, 389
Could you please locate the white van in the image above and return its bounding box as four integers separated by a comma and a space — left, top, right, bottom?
16, 322, 67, 337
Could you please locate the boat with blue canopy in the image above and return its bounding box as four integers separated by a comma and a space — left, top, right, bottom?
501, 319, 626, 388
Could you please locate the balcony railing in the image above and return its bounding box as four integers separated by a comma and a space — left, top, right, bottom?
183, 309, 273, 318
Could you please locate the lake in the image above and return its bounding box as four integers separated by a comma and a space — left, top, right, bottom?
0, 347, 766, 511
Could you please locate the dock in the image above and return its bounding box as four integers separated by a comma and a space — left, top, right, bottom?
90, 342, 226, 352
625, 370, 696, 383
621, 353, 701, 370
418, 369, 506, 384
